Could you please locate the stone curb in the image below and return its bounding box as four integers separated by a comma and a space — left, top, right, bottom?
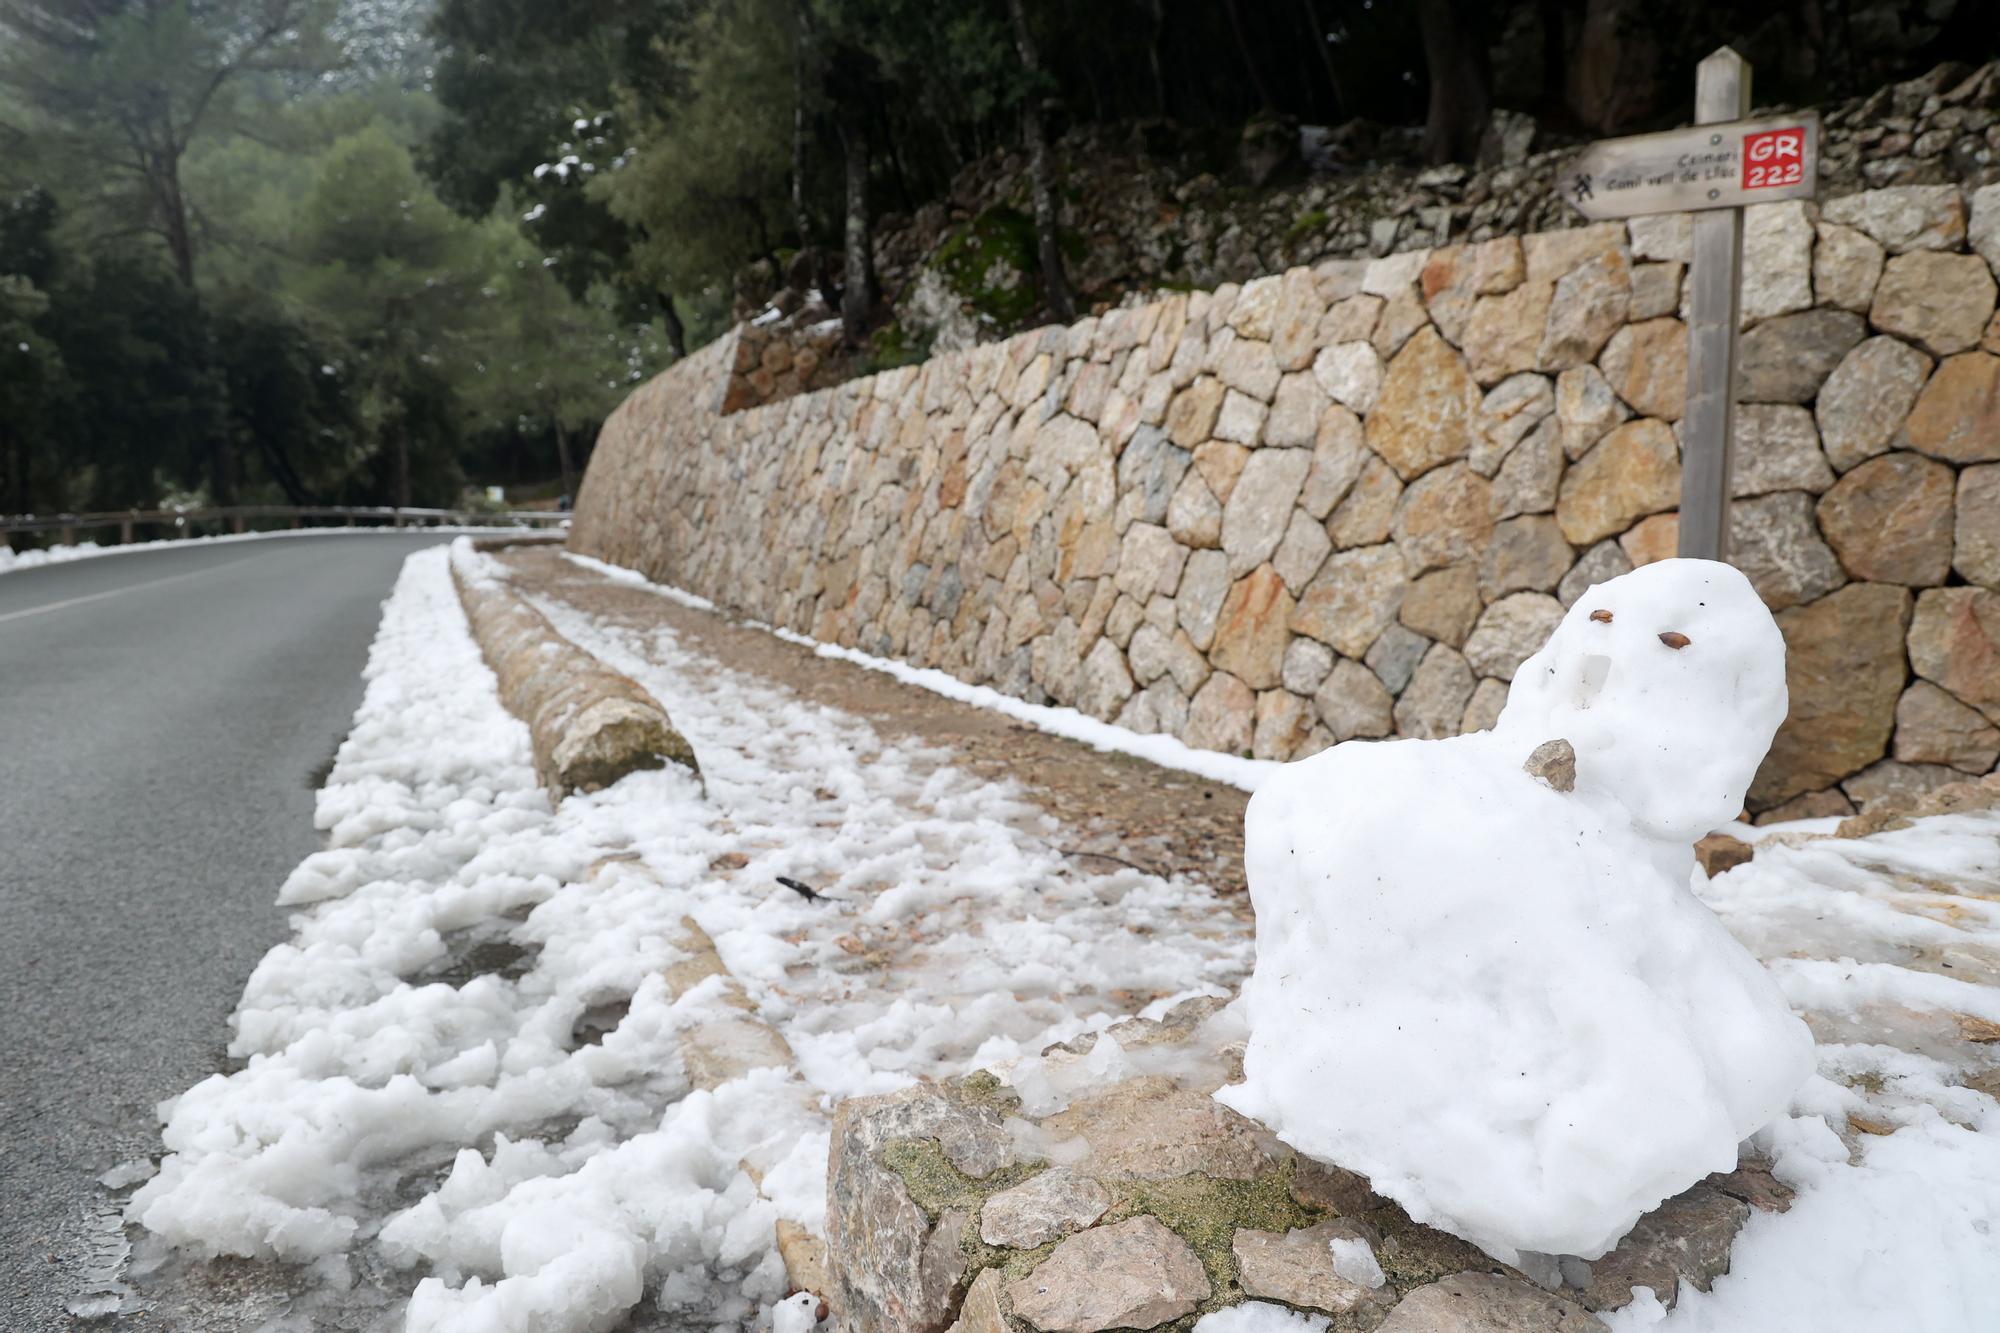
449, 555, 700, 798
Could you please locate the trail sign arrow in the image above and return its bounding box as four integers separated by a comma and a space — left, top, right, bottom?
1562, 110, 1820, 222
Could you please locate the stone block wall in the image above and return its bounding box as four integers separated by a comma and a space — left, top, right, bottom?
570, 183, 2000, 818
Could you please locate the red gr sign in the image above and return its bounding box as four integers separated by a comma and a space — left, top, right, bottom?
1742, 127, 1807, 190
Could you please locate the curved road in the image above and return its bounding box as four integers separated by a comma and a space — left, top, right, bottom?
0, 533, 458, 1326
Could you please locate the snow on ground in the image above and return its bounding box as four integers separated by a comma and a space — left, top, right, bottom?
130, 544, 1249, 1330
0, 524, 549, 576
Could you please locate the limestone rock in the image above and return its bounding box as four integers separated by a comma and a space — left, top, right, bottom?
1254, 688, 1316, 761
1195, 440, 1252, 504
1312, 341, 1384, 414
1598, 318, 1687, 421
1908, 588, 2000, 719
1555, 364, 1632, 459
1228, 274, 1282, 341
1116, 427, 1193, 526
1005, 1217, 1210, 1333
1216, 333, 1282, 402
1619, 512, 1680, 569
1292, 544, 1408, 659
946, 1268, 1008, 1333
1461, 677, 1509, 732
1394, 643, 1476, 739
1480, 515, 1574, 600
1973, 185, 2000, 276
1956, 464, 2000, 586
1211, 565, 1295, 691
1271, 268, 1330, 371
1301, 404, 1367, 519
1076, 638, 1137, 720
1577, 1184, 1750, 1313
1730, 492, 1849, 611
1166, 376, 1225, 448
1842, 758, 1967, 812
1492, 417, 1566, 519
1214, 388, 1268, 444
1815, 336, 1934, 472
1537, 252, 1631, 371
1556, 419, 1681, 546
1375, 1272, 1601, 1332
1314, 657, 1395, 741
1168, 471, 1224, 549
1735, 310, 1866, 403
1463, 281, 1555, 387
1742, 200, 1815, 325
1871, 252, 1998, 357
1186, 670, 1256, 754
1472, 373, 1556, 478
1232, 1222, 1393, 1317
1523, 223, 1626, 284
1400, 565, 1484, 647
1903, 351, 2000, 463
980, 1168, 1112, 1250
1464, 592, 1566, 681
1372, 286, 1432, 359
1222, 449, 1314, 577
1365, 327, 1481, 481
1115, 522, 1189, 599
1392, 464, 1494, 577
1812, 221, 1885, 313
1320, 293, 1384, 344
1730, 404, 1835, 497
1326, 456, 1404, 549
1524, 737, 1577, 791
1557, 539, 1633, 606
1266, 373, 1330, 448
1041, 1075, 1270, 1180
1629, 212, 1691, 263
1822, 185, 1967, 253
1283, 636, 1336, 695
1752, 583, 1915, 807
1365, 622, 1431, 694
1816, 452, 1957, 585
1695, 833, 1755, 877
1894, 681, 2000, 773
1175, 549, 1232, 651
1629, 261, 1683, 321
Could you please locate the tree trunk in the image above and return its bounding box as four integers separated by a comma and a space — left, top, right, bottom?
657, 291, 688, 359
1298, 0, 1345, 118
1416, 0, 1492, 165
1008, 0, 1075, 325
839, 112, 876, 346
1143, 0, 1168, 117
553, 409, 576, 501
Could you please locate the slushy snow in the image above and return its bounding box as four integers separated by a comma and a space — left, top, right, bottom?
1220, 560, 1816, 1263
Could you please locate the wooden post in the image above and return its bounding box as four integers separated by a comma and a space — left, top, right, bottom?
120, 517, 134, 545
1678, 47, 1750, 562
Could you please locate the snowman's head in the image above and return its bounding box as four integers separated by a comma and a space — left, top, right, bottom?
1496, 558, 1787, 843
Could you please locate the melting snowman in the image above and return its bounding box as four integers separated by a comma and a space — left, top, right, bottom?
1217, 558, 1814, 1264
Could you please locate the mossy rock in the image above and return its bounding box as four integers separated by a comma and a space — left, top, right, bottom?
935, 207, 1041, 327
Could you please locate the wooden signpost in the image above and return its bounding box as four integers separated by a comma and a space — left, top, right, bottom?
1560, 48, 1821, 562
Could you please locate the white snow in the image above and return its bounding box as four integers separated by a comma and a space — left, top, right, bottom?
1193, 1302, 1331, 1333
1220, 560, 1815, 1263
559, 551, 1279, 793
131, 542, 1251, 1329
1326, 1234, 1385, 1289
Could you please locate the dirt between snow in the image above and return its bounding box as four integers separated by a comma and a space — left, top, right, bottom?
496, 545, 1252, 910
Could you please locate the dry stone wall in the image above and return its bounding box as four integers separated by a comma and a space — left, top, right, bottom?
571, 183, 2000, 818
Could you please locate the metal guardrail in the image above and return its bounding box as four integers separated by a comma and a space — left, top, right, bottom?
0, 505, 569, 547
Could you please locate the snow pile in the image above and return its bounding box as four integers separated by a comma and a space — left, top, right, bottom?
131, 545, 1251, 1329
1220, 559, 1815, 1263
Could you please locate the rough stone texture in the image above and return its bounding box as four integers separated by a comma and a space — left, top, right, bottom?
1365, 327, 1481, 480
1315, 657, 1396, 741
1463, 593, 1566, 681
573, 181, 2000, 822
1232, 1222, 1393, 1318
1556, 419, 1681, 546
1005, 1216, 1210, 1332
1870, 252, 1998, 357
1730, 493, 1849, 612
1375, 1273, 1601, 1332
1816, 336, 1934, 471
1577, 1185, 1750, 1313
980, 1168, 1111, 1250
1822, 186, 1967, 254
1753, 584, 1915, 808
1957, 464, 2000, 586
1908, 588, 2000, 719
1461, 677, 1510, 732
1730, 405, 1836, 497
1816, 452, 1958, 585
1598, 319, 1687, 421
1395, 644, 1476, 739
1735, 309, 1865, 403
1903, 351, 2000, 463
1894, 681, 2000, 773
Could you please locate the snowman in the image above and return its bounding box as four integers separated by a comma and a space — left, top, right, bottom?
1216, 558, 1815, 1264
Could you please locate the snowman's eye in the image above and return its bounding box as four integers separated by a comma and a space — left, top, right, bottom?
1588, 609, 1612, 623
1659, 631, 1691, 649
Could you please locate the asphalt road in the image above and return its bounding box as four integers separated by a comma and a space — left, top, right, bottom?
0, 533, 457, 1327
